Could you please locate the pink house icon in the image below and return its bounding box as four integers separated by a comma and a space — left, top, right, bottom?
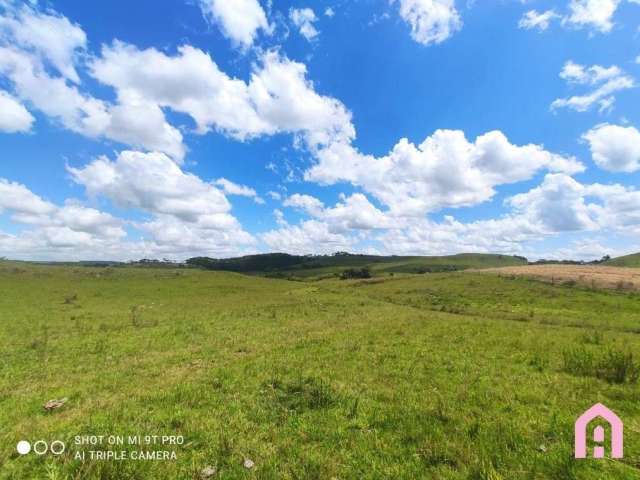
575, 403, 623, 459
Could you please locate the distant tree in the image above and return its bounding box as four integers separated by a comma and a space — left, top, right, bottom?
186, 253, 305, 272
340, 267, 372, 280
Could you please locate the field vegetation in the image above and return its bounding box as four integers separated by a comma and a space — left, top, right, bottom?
1, 261, 639, 479
606, 253, 640, 268
186, 252, 528, 279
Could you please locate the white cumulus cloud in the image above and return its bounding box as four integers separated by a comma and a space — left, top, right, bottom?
90, 44, 354, 152
261, 219, 355, 254
563, 0, 620, 33
518, 10, 560, 31
376, 174, 640, 256
392, 0, 462, 46
0, 178, 128, 259
199, 0, 271, 49
0, 90, 33, 133
215, 178, 264, 203
0, 2, 86, 82
68, 151, 232, 223
290, 8, 319, 41
0, 4, 185, 160
67, 150, 256, 257
305, 129, 584, 216
583, 124, 640, 173
284, 192, 392, 231
508, 173, 601, 232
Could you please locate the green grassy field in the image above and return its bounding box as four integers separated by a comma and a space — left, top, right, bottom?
1, 262, 639, 479
606, 253, 640, 268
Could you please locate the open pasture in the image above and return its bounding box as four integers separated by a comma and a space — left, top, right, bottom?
1, 263, 639, 479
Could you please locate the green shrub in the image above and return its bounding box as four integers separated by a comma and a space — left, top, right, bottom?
340, 267, 372, 280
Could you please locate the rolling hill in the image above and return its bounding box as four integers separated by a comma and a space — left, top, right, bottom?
606, 252, 640, 268
186, 252, 528, 278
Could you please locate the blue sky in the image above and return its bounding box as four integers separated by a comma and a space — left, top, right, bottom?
0, 0, 639, 261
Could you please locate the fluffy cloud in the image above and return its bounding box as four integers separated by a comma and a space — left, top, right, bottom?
0, 4, 185, 160
563, 0, 620, 33
138, 215, 255, 257
67, 150, 256, 255
199, 0, 270, 48
559, 61, 621, 85
508, 174, 601, 232
285, 193, 392, 231
267, 191, 282, 201
68, 151, 231, 223
261, 219, 354, 254
521, 1, 636, 35
306, 129, 583, 216
392, 0, 462, 46
534, 239, 639, 262
322, 194, 393, 230
263, 191, 395, 254
290, 8, 319, 41
274, 171, 639, 257
0, 90, 33, 133
376, 173, 640, 256
274, 172, 639, 257
0, 2, 86, 82
1, 3, 354, 161
518, 10, 560, 31
377, 215, 541, 256
551, 61, 634, 113
586, 183, 640, 230
0, 179, 56, 217
283, 193, 326, 217
90, 44, 354, 150
583, 124, 640, 173
0, 178, 128, 258
215, 178, 264, 203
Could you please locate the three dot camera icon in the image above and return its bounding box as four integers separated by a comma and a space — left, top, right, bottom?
17, 439, 65, 456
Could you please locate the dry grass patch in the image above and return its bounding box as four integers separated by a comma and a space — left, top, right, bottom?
477, 265, 640, 291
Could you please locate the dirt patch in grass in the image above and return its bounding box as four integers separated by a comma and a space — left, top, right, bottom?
476, 265, 640, 291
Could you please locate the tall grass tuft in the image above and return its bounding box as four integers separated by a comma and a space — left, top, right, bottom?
562, 346, 640, 384
266, 376, 338, 412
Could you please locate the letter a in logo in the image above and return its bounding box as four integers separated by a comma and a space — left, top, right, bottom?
575, 403, 623, 459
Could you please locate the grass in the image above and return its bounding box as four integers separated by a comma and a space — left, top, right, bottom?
1, 262, 639, 479
562, 347, 640, 384
606, 253, 640, 268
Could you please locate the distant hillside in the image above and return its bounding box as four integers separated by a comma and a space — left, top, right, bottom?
186, 252, 528, 278
606, 253, 640, 268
